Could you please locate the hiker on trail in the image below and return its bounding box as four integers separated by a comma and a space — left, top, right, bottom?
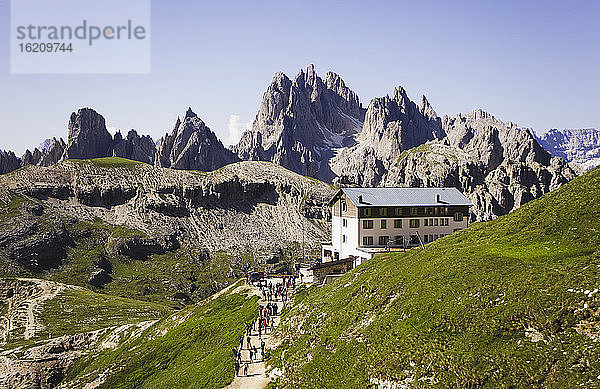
260, 339, 265, 357
270, 317, 274, 331
235, 360, 240, 376
249, 347, 254, 361
258, 325, 262, 338
253, 345, 258, 360
246, 335, 251, 349
243, 363, 249, 376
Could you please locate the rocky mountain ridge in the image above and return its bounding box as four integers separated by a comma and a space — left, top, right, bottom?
0, 65, 589, 220
535, 128, 600, 171
232, 64, 365, 182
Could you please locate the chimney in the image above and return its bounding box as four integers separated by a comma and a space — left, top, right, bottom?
436, 194, 441, 203
358, 195, 363, 204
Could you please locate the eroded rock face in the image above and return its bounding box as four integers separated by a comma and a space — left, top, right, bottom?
233, 64, 366, 181
381, 111, 578, 220
0, 206, 71, 271
332, 88, 444, 186
156, 108, 238, 171
0, 151, 20, 175
0, 160, 334, 255
536, 128, 600, 171
63, 108, 114, 160
112, 129, 156, 165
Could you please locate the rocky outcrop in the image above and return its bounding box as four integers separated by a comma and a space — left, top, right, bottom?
0, 205, 71, 270
21, 138, 66, 168
381, 110, 578, 220
233, 64, 365, 181
156, 108, 238, 171
331, 87, 445, 186
536, 128, 600, 171
0, 160, 334, 255
111, 234, 180, 260
63, 108, 114, 160
0, 150, 20, 175
112, 129, 156, 164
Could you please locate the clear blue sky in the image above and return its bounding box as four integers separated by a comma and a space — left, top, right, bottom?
1, 0, 599, 154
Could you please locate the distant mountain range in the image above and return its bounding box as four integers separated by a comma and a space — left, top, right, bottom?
534, 128, 600, 171
0, 65, 596, 220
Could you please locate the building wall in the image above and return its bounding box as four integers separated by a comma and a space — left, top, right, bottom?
358, 216, 467, 247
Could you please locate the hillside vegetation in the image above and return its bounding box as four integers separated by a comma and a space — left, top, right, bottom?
271, 167, 600, 388
62, 280, 258, 388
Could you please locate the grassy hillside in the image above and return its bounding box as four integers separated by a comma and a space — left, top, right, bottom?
63, 279, 259, 388
271, 167, 600, 388
0, 279, 172, 351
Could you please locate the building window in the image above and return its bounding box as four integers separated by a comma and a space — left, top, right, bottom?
434, 218, 439, 226
424, 219, 428, 227
454, 212, 463, 222
453, 228, 462, 232
380, 208, 388, 217
409, 235, 420, 245
341, 201, 347, 212
410, 207, 418, 216
435, 207, 440, 215
409, 219, 420, 228
434, 234, 439, 240
429, 234, 433, 242
378, 236, 389, 246
381, 220, 387, 229
424, 234, 429, 243
362, 208, 372, 217
394, 219, 402, 228
342, 219, 347, 227
363, 236, 373, 246
342, 234, 346, 243
394, 235, 404, 246
394, 207, 402, 216
363, 220, 373, 229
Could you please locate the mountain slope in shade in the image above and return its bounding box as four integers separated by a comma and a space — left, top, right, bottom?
156, 108, 238, 171
0, 150, 21, 175
232, 64, 365, 181
63, 108, 114, 160
536, 128, 600, 171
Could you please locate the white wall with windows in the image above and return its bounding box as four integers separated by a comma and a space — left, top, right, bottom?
358, 216, 467, 248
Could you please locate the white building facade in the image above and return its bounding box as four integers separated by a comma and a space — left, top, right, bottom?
322, 187, 473, 268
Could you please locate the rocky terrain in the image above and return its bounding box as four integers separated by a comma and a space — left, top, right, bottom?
233, 64, 365, 182
0, 159, 333, 308
156, 108, 238, 170
381, 110, 578, 220
536, 128, 600, 171
0, 65, 589, 222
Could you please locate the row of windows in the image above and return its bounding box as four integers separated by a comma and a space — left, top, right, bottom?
358, 207, 456, 217
360, 217, 455, 229
360, 233, 450, 246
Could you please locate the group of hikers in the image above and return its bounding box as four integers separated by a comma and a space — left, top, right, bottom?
233, 275, 297, 377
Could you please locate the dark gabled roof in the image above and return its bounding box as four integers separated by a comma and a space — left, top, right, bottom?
330, 187, 473, 207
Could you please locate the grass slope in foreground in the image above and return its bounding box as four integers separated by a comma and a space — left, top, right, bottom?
63, 279, 259, 388
271, 167, 600, 388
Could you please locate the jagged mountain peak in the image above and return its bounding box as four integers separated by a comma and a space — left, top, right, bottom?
185, 107, 197, 119
233, 66, 365, 181
156, 108, 237, 171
